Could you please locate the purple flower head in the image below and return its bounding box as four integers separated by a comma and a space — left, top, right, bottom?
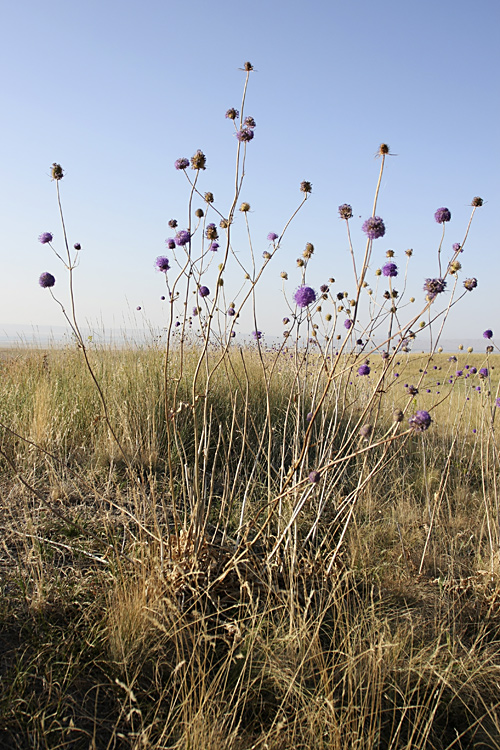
136, 306, 141, 311
236, 128, 254, 143
175, 230, 191, 246
479, 367, 488, 379
483, 329, 493, 339
496, 398, 500, 409
452, 242, 462, 253
423, 277, 447, 301
359, 424, 372, 439
407, 385, 418, 395
343, 319, 352, 330
161, 295, 165, 300
464, 278, 477, 292
308, 470, 320, 484
227, 307, 236, 316
192, 307, 199, 316
382, 262, 398, 278
209, 242, 219, 252
38, 232, 53, 244
267, 232, 279, 242
470, 367, 477, 374
38, 272, 55, 288
456, 370, 463, 377
155, 255, 170, 273
243, 116, 256, 128
338, 204, 353, 220
198, 286, 210, 298
166, 238, 176, 250
206, 223, 218, 241
306, 412, 313, 422
434, 207, 451, 223
175, 157, 189, 170
294, 286, 317, 308
362, 216, 385, 240
252, 330, 263, 340
73, 242, 81, 251
358, 364, 370, 376
320, 284, 329, 293
283, 317, 290, 325
409, 410, 432, 432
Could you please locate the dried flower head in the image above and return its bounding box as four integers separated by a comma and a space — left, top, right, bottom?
423, 277, 447, 301
449, 260, 461, 273
359, 424, 372, 439
409, 410, 432, 432
191, 150, 207, 170
175, 157, 189, 170
300, 181, 312, 194
243, 62, 254, 71
38, 232, 53, 244
464, 278, 477, 291
471, 197, 483, 207
195, 208, 204, 218
294, 286, 317, 308
168, 219, 178, 228
406, 248, 413, 257
204, 192, 214, 203
166, 238, 176, 250
303, 242, 314, 259
362, 216, 386, 240
434, 207, 451, 223
239, 202, 251, 212
308, 470, 320, 484
51, 163, 64, 180
243, 116, 256, 128
39, 272, 55, 288
320, 284, 329, 293
393, 409, 404, 423
225, 108, 239, 120
338, 204, 353, 220
280, 271, 288, 279
206, 223, 218, 240
155, 256, 170, 273
378, 143, 390, 155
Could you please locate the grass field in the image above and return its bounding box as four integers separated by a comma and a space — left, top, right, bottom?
1, 343, 499, 749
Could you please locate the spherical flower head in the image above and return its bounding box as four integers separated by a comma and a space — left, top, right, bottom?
358, 364, 370, 376
136, 306, 141, 311
73, 242, 81, 251
294, 286, 317, 308
483, 329, 493, 339
479, 367, 488, 379
470, 367, 477, 374
160, 295, 165, 301
243, 116, 256, 128
225, 108, 239, 120
239, 202, 251, 212
168, 219, 178, 229
209, 242, 219, 252
344, 318, 353, 330
382, 262, 398, 278
464, 277, 477, 292
198, 286, 210, 298
423, 277, 447, 301
262, 251, 271, 260
393, 409, 404, 423
320, 284, 329, 294
471, 197, 483, 207
39, 272, 55, 288
192, 307, 199, 316
409, 410, 432, 432
38, 232, 53, 244
434, 207, 451, 223
452, 242, 462, 253
175, 157, 189, 170
362, 216, 385, 240
308, 470, 320, 484
252, 330, 263, 340
175, 230, 191, 246
243, 61, 254, 71
300, 181, 312, 194
166, 238, 176, 250
496, 398, 500, 409
408, 385, 418, 395
283, 317, 290, 325
204, 192, 214, 204
236, 128, 254, 143
281, 271, 288, 280
338, 204, 353, 220
206, 223, 218, 241
155, 255, 170, 273
191, 150, 206, 170
227, 307, 236, 316
267, 232, 278, 242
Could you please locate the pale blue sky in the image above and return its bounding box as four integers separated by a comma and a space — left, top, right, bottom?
2, 0, 499, 345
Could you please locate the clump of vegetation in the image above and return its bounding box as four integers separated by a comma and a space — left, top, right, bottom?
0, 63, 499, 749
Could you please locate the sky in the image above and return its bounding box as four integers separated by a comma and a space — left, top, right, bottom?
2, 0, 499, 348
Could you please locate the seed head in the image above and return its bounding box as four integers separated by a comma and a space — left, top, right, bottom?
206, 223, 218, 240
168, 219, 178, 228
393, 409, 404, 423
225, 108, 239, 120
239, 202, 251, 212
338, 204, 353, 220
51, 163, 64, 180
377, 143, 390, 155
359, 424, 372, 439
204, 192, 214, 204
191, 150, 207, 170
464, 278, 477, 291
423, 277, 447, 301
471, 197, 483, 207
243, 62, 254, 71
281, 271, 288, 279
195, 208, 204, 218
243, 116, 256, 128
300, 181, 312, 194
